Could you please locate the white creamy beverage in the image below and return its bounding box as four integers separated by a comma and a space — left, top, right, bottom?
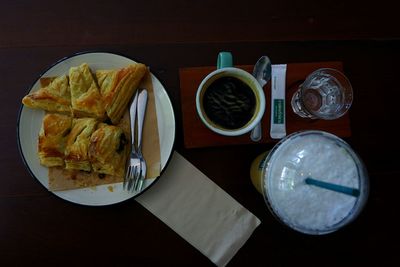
262, 131, 368, 234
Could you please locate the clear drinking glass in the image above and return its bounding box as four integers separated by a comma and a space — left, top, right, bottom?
291, 68, 353, 120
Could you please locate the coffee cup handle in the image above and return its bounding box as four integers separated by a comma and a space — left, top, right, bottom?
217, 52, 233, 69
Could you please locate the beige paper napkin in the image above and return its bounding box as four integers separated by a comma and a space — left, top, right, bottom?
136, 152, 261, 266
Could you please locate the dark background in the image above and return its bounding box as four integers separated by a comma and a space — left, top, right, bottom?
1, 1, 398, 266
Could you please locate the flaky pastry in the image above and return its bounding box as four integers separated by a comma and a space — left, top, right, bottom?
22, 75, 71, 114
38, 113, 72, 167
96, 63, 146, 124
89, 123, 128, 177
64, 117, 98, 172
69, 63, 106, 120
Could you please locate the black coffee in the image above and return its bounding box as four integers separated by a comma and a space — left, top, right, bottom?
203, 76, 256, 129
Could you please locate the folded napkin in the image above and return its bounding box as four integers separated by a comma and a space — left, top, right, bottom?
136, 152, 261, 266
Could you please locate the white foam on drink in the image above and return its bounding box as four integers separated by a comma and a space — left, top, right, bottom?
265, 133, 359, 233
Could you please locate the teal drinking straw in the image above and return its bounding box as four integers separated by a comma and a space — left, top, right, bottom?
305, 177, 360, 197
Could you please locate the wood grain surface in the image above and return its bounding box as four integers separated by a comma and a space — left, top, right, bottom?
1, 1, 399, 266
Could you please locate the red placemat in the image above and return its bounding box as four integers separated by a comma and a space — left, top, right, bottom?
179, 61, 351, 148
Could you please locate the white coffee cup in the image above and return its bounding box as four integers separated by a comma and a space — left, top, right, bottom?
196, 52, 266, 136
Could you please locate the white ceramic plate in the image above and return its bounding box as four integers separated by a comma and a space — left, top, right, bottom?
17, 52, 175, 206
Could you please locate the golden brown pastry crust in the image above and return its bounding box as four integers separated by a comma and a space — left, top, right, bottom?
48, 111, 131, 191
96, 63, 147, 124
22, 75, 72, 115
88, 123, 128, 177
69, 63, 106, 120
21, 62, 154, 191
64, 117, 98, 172
38, 113, 72, 167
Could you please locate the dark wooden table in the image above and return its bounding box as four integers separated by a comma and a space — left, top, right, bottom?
1, 1, 399, 266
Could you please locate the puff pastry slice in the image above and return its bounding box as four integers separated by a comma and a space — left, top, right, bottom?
38, 113, 72, 167
96, 63, 146, 124
88, 123, 128, 177
69, 63, 106, 120
22, 75, 71, 114
64, 118, 98, 172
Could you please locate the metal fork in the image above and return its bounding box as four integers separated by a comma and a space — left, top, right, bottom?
124, 89, 148, 193
124, 90, 141, 191
133, 89, 148, 191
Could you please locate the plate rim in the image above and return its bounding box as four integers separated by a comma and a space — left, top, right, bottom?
16, 50, 176, 206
